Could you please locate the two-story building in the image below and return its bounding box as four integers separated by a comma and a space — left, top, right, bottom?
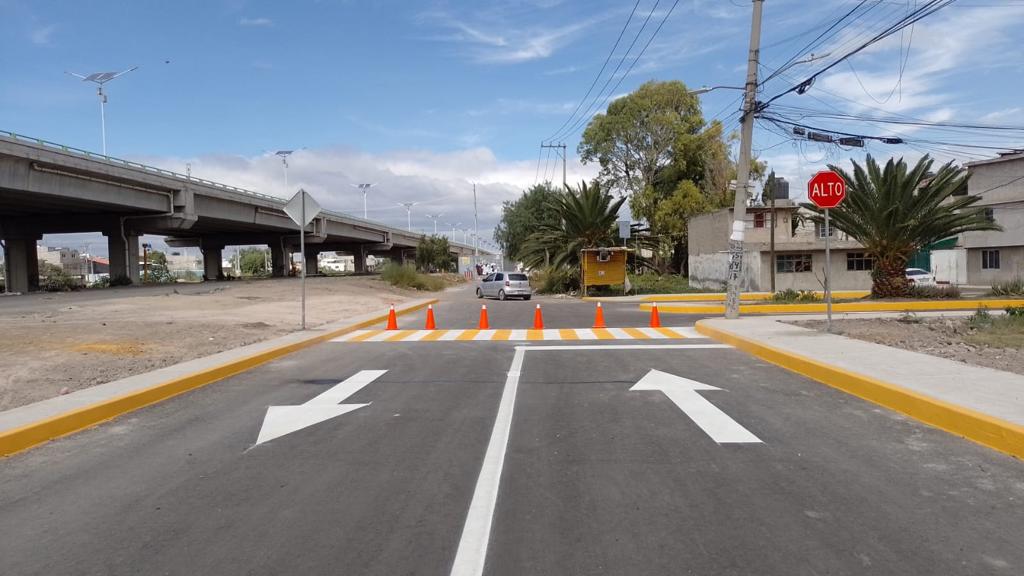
930, 151, 1024, 286
688, 198, 873, 292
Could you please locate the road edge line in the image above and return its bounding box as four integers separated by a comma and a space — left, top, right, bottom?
647, 298, 1024, 315
694, 320, 1024, 460
0, 299, 437, 457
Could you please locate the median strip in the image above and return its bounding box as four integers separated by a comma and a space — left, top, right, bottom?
695, 318, 1024, 460
0, 298, 437, 457
646, 298, 1024, 315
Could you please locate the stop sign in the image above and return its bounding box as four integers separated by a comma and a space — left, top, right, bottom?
807, 171, 846, 209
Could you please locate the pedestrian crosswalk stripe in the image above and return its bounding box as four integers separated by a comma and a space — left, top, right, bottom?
331, 326, 697, 343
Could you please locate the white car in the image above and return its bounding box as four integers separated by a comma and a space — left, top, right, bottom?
905, 268, 936, 286
477, 272, 532, 300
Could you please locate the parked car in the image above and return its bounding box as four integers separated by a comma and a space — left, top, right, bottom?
477, 271, 532, 300
905, 268, 936, 286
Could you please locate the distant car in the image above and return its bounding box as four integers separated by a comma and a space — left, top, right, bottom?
477, 272, 532, 300
905, 268, 936, 286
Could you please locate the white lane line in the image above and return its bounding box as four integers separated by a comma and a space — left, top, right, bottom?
574, 328, 597, 340
331, 330, 368, 342
606, 328, 631, 339
440, 330, 466, 341
366, 331, 394, 342
541, 329, 560, 340
474, 330, 497, 341
508, 329, 528, 341
450, 347, 526, 576
637, 327, 668, 339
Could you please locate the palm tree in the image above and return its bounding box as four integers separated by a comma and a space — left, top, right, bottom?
520, 180, 626, 271
806, 155, 1000, 297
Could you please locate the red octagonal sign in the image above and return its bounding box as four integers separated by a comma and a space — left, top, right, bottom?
807, 170, 847, 209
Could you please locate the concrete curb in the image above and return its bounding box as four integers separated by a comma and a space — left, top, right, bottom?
644, 298, 1024, 315
0, 298, 437, 457
583, 291, 870, 303
694, 319, 1024, 460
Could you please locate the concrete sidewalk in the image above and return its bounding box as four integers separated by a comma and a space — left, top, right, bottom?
697, 316, 1024, 458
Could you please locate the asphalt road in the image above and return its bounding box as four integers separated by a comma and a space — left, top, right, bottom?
1, 288, 1022, 575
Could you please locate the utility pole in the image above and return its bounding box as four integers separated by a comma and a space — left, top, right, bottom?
768, 170, 776, 293
541, 143, 567, 189
473, 183, 479, 265
724, 0, 764, 320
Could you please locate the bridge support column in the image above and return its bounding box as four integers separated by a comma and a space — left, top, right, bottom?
202, 244, 224, 281
106, 232, 140, 284
270, 239, 288, 277
2, 235, 41, 293
304, 248, 320, 276
353, 245, 367, 273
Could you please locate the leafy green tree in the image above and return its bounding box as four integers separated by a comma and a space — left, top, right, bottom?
493, 183, 563, 261
415, 235, 455, 273
519, 180, 626, 270
805, 155, 1000, 298
148, 250, 168, 268
239, 248, 268, 276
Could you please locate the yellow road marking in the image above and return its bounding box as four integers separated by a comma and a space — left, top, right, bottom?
456, 330, 481, 341
621, 327, 649, 339
384, 330, 415, 342
558, 329, 579, 340
349, 330, 380, 342
492, 329, 512, 341
655, 327, 686, 338
419, 330, 447, 342
592, 328, 615, 340
526, 330, 545, 341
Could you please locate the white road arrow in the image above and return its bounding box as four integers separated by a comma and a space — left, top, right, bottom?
255, 369, 387, 445
630, 369, 762, 444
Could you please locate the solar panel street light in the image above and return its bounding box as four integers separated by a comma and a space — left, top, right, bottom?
66, 66, 139, 156
351, 183, 377, 219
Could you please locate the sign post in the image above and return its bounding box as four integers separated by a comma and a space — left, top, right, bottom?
284, 189, 322, 330
807, 171, 847, 333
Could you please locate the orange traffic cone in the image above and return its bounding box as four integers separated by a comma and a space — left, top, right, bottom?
425, 304, 436, 330
533, 304, 545, 330
649, 302, 661, 328
385, 304, 399, 330
478, 304, 490, 329
592, 302, 606, 329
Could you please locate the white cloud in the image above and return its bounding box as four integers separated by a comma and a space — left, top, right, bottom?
239, 17, 273, 27
980, 108, 1022, 124
30, 24, 55, 45
129, 146, 598, 237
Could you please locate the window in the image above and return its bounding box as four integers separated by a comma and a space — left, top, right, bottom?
982, 250, 1000, 270
483, 274, 495, 282
753, 212, 766, 228
493, 273, 504, 281
816, 222, 835, 239
984, 208, 996, 223
776, 253, 813, 273
846, 252, 874, 271
508, 273, 528, 281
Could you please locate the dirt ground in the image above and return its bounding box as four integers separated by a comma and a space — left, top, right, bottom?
795, 316, 1024, 376
0, 276, 432, 411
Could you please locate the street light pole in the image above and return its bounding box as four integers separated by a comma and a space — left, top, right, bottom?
275, 151, 293, 192
351, 183, 376, 219
67, 67, 138, 156
398, 202, 417, 232
724, 0, 764, 320
426, 213, 442, 235
473, 183, 479, 265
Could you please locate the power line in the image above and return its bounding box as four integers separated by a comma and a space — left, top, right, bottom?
541, 0, 642, 144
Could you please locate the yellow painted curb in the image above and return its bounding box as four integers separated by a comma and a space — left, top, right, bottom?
0, 299, 437, 457
641, 291, 870, 303
643, 298, 1024, 315
694, 320, 1024, 460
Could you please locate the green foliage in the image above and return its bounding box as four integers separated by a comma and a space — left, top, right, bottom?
148, 250, 168, 268
415, 235, 455, 273
908, 284, 961, 299
990, 277, 1024, 296
804, 155, 1001, 298
379, 263, 446, 291
969, 306, 992, 328
89, 277, 110, 288
965, 306, 1024, 349
519, 180, 625, 271
494, 183, 564, 261
239, 248, 269, 276
772, 289, 819, 303
530, 266, 578, 294
626, 273, 696, 295
39, 261, 78, 292
1005, 306, 1024, 318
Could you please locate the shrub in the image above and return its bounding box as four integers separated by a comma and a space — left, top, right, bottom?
531, 266, 577, 294
89, 277, 110, 289
968, 306, 992, 329
626, 273, 695, 295
1006, 306, 1024, 318
379, 263, 446, 291
990, 277, 1024, 297
772, 289, 800, 303
909, 284, 961, 299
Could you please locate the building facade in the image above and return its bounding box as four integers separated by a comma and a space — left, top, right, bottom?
688, 200, 873, 292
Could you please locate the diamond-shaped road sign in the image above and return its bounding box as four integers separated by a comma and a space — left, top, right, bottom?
284, 189, 322, 227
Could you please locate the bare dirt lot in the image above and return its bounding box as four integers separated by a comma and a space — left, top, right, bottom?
795, 315, 1024, 376
0, 276, 430, 411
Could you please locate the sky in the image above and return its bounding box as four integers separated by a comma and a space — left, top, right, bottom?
2, 0, 1023, 254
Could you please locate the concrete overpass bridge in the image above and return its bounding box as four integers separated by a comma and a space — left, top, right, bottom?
0, 131, 482, 293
